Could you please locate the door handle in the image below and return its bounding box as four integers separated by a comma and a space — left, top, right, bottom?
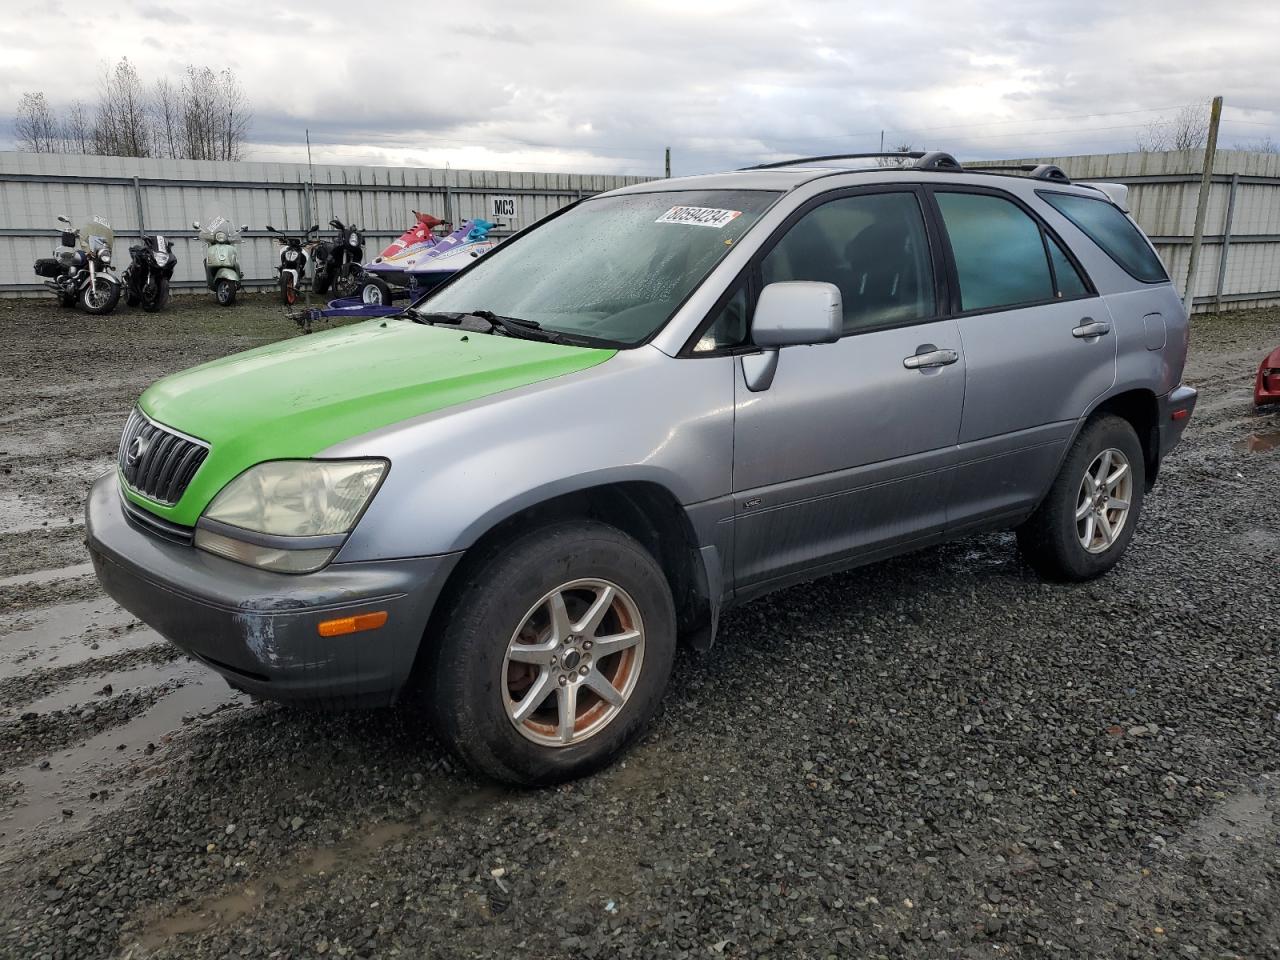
1072, 319, 1111, 339
903, 348, 959, 370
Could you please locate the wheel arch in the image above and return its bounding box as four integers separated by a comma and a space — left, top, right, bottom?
1085, 388, 1161, 490
420, 480, 722, 678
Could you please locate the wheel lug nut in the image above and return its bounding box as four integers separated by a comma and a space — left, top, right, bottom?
558, 675, 567, 686
579, 665, 589, 676
582, 640, 592, 650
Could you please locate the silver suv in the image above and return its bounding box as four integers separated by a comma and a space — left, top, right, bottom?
88, 151, 1197, 784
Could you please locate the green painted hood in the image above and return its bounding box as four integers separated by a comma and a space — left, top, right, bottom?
128, 320, 614, 526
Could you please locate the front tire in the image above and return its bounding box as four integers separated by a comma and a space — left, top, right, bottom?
280, 273, 297, 306
80, 278, 120, 315
427, 521, 676, 785
334, 262, 361, 298
215, 278, 236, 306
1016, 414, 1145, 582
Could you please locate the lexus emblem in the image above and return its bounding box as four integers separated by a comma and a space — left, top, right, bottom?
126, 436, 149, 466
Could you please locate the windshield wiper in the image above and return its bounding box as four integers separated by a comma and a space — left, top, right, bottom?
403, 306, 616, 347
402, 306, 464, 325
467, 309, 560, 341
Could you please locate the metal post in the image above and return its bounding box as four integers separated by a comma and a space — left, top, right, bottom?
132, 176, 146, 237
1184, 95, 1223, 308
664, 147, 671, 179
1214, 172, 1239, 312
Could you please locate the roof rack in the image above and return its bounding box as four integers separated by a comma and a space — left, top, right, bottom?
969, 163, 1071, 184
741, 151, 962, 172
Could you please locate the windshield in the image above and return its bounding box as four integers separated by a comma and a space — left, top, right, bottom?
420, 190, 777, 345
81, 216, 114, 251
200, 215, 240, 244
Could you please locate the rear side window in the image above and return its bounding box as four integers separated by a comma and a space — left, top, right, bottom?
936, 192, 1054, 311
1039, 191, 1168, 283
1047, 234, 1090, 299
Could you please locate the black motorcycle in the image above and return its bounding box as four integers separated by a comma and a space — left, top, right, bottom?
123, 234, 177, 312
32, 215, 121, 315
266, 224, 318, 305
312, 218, 364, 297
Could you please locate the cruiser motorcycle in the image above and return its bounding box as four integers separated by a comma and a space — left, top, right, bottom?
31, 215, 121, 315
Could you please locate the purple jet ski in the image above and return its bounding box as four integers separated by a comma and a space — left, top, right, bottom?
291, 217, 500, 331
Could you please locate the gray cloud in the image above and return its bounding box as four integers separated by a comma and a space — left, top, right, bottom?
0, 0, 1276, 173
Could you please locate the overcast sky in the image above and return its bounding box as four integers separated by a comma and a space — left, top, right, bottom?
1, 0, 1276, 176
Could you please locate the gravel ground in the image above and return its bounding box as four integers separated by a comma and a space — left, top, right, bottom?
0, 294, 1276, 959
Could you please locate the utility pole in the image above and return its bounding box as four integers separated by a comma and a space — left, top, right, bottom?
664, 147, 671, 179
879, 130, 884, 152
1184, 95, 1223, 309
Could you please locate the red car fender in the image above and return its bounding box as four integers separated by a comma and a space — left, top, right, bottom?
1256, 346, 1280, 407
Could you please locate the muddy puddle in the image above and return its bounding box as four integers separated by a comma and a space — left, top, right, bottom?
135, 780, 505, 951
0, 561, 95, 591
0, 490, 69, 536
3, 657, 201, 721
1233, 429, 1280, 453
0, 599, 154, 679
0, 676, 248, 859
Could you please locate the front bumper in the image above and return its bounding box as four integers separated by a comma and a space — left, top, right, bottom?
86, 472, 461, 706
1157, 383, 1198, 459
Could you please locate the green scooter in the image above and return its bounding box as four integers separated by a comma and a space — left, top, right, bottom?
193, 216, 248, 306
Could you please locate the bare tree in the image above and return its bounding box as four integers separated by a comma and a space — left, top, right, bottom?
13, 59, 252, 160
151, 77, 181, 158
93, 57, 152, 157
876, 142, 916, 167
1231, 135, 1278, 154
1136, 104, 1209, 152
14, 92, 59, 153
62, 101, 93, 154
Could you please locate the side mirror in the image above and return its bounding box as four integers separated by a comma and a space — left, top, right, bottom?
192, 221, 200, 229
57, 215, 71, 225
742, 281, 842, 392
265, 224, 274, 232
240, 224, 249, 232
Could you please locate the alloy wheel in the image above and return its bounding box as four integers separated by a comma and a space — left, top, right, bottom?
502, 578, 645, 747
1076, 447, 1133, 553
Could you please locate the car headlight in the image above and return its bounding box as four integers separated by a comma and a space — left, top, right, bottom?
348, 233, 360, 247
215, 231, 227, 243
99, 252, 111, 264
154, 252, 169, 266
193, 459, 386, 573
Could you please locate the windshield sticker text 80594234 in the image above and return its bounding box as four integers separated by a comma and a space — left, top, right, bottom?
655, 206, 743, 228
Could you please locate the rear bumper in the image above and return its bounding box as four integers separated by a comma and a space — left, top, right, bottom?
86, 472, 461, 706
1157, 383, 1198, 458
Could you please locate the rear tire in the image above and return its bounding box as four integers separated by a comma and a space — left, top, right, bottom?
426, 521, 676, 786
1016, 414, 1145, 582
215, 278, 236, 306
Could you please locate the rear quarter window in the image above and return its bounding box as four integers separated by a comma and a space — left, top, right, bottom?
1038, 191, 1168, 283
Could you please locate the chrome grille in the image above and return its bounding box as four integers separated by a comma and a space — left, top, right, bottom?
117, 408, 209, 506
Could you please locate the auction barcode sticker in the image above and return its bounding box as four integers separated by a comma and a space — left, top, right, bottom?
655, 206, 743, 228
